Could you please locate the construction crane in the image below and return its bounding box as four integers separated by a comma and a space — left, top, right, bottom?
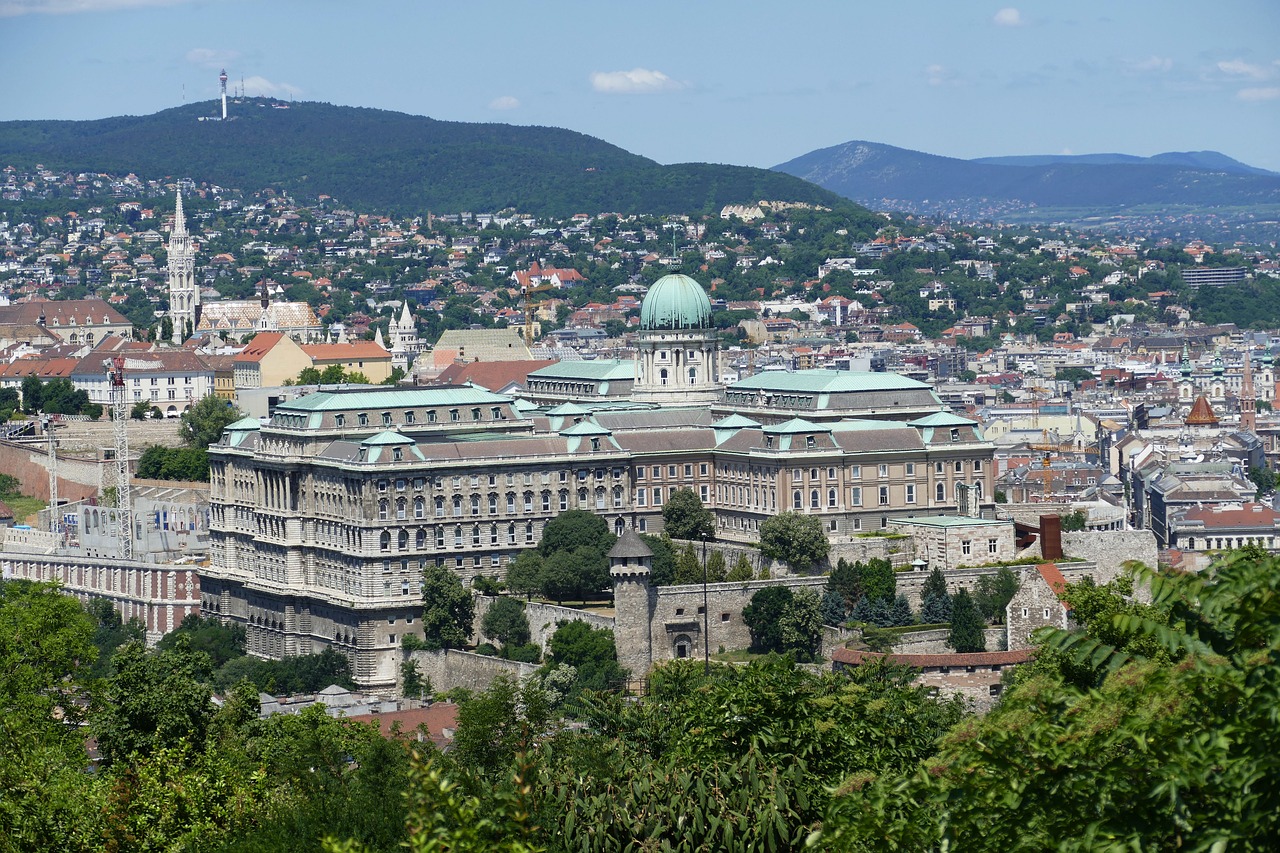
105, 355, 133, 561
40, 413, 59, 540
521, 282, 555, 348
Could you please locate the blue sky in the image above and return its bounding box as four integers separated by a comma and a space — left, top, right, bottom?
2, 0, 1278, 171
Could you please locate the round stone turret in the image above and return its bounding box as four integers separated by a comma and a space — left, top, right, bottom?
609, 528, 653, 579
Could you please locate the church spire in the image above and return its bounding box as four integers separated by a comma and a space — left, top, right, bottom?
1241, 349, 1257, 433
173, 189, 187, 238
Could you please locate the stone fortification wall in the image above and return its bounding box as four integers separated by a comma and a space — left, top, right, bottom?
888, 627, 1006, 655
0, 439, 100, 505
472, 595, 615, 651
892, 560, 1098, 609
55, 419, 183, 454
1061, 530, 1157, 585
406, 648, 538, 695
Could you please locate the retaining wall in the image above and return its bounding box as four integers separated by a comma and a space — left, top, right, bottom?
406, 647, 538, 695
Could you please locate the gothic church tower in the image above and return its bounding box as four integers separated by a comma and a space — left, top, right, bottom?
167, 190, 199, 344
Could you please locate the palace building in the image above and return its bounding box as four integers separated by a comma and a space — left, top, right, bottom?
203, 273, 997, 691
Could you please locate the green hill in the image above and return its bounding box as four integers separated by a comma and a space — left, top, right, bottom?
0, 100, 851, 217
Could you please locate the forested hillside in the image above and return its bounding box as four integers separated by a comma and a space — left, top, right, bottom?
0, 101, 851, 217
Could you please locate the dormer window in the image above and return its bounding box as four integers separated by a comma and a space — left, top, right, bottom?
806, 435, 816, 449
591, 437, 601, 451
950, 428, 960, 441
358, 413, 368, 426
382, 412, 392, 426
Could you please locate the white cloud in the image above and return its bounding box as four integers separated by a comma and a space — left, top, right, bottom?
488, 95, 520, 111
926, 64, 956, 86
1237, 87, 1280, 101
0, 0, 186, 16
186, 47, 239, 70
1130, 56, 1173, 73
589, 68, 685, 94
993, 7, 1024, 27
1217, 59, 1271, 79
240, 75, 302, 99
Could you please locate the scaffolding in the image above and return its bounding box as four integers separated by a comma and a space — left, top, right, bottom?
106, 355, 133, 561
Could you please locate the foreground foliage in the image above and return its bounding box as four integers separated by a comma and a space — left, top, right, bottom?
818, 554, 1280, 851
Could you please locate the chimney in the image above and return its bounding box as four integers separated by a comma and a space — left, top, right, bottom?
1039, 514, 1064, 561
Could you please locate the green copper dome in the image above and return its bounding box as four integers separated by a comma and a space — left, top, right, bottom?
639, 273, 712, 331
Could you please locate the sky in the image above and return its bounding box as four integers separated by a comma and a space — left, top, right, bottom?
2, 0, 1278, 172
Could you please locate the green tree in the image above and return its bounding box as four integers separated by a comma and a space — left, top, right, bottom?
20, 374, 42, 413
420, 564, 474, 650
544, 620, 626, 693
540, 547, 608, 604
821, 586, 848, 625
504, 550, 544, 601
93, 637, 216, 768
178, 393, 244, 449
296, 366, 322, 385
973, 565, 1019, 623
661, 488, 714, 541
947, 588, 986, 653
1061, 509, 1088, 531
759, 511, 830, 572
920, 567, 953, 623
131, 398, 152, 419
861, 557, 896, 604
538, 509, 615, 559
640, 533, 676, 585
704, 549, 727, 583
726, 552, 754, 582
742, 585, 794, 653
672, 541, 702, 585
482, 597, 531, 649
827, 557, 864, 609
820, 552, 1280, 851
1248, 465, 1276, 497
157, 613, 245, 668
778, 587, 823, 660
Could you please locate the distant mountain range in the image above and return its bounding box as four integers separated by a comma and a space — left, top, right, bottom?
0, 100, 851, 217
773, 140, 1280, 218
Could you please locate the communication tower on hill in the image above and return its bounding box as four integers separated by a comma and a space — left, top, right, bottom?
220, 68, 229, 120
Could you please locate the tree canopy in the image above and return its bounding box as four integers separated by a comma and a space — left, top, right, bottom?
661, 488, 714, 541
178, 394, 244, 449
759, 511, 830, 572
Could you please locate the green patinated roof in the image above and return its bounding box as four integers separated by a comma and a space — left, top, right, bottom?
830, 419, 917, 432
892, 515, 1009, 528
712, 413, 761, 428
908, 411, 978, 427
545, 402, 591, 416
560, 420, 613, 436
276, 387, 511, 412
528, 360, 635, 381
224, 417, 261, 431
762, 417, 831, 434
728, 370, 930, 394
360, 430, 415, 446
639, 273, 712, 330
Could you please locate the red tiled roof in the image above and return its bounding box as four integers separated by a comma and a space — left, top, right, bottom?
1036, 562, 1071, 609
343, 702, 459, 749
233, 331, 286, 363
300, 341, 391, 361
832, 647, 1032, 669
432, 359, 556, 390
1177, 502, 1280, 529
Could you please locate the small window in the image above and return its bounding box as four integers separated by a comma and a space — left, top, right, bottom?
382, 412, 392, 426
720, 612, 730, 623
950, 428, 960, 441
675, 608, 685, 616
1022, 608, 1029, 618
358, 413, 368, 426
1044, 608, 1051, 618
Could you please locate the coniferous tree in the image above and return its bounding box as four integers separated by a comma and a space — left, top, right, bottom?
726, 553, 755, 582
821, 586, 848, 626
890, 594, 915, 627
947, 589, 986, 653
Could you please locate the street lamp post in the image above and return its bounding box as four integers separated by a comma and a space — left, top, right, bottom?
701, 532, 710, 675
